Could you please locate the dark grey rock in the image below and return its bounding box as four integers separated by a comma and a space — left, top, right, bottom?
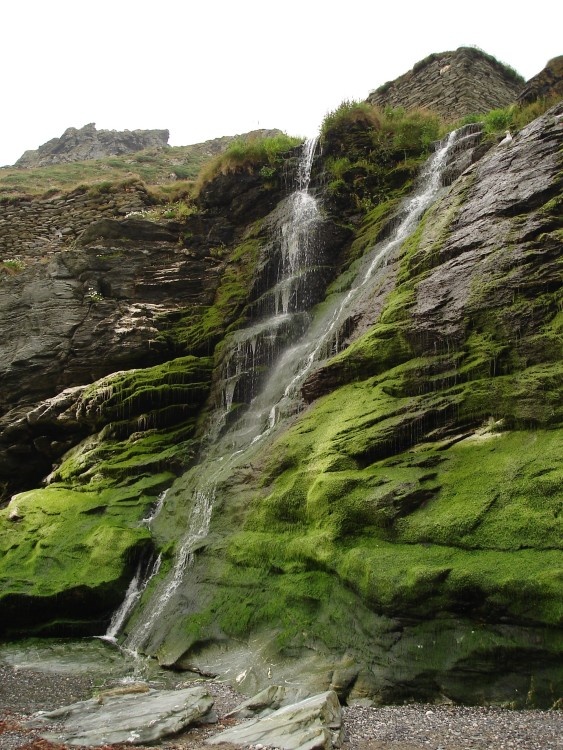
15, 123, 169, 168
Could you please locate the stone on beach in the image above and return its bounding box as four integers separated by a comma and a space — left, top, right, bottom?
207, 689, 343, 749
25, 685, 215, 746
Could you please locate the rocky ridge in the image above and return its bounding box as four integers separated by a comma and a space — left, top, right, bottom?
15, 123, 169, 168
518, 55, 563, 105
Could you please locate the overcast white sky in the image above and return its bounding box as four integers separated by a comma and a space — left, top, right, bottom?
1, 0, 561, 167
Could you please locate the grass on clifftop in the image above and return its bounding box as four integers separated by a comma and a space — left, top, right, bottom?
194, 133, 302, 193
0, 132, 286, 201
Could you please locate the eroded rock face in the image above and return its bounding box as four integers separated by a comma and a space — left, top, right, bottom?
1, 96, 561, 706
147, 103, 562, 707
0, 224, 224, 498
15, 123, 169, 167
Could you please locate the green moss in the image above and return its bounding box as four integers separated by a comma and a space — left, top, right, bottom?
79, 356, 213, 427
0, 480, 155, 616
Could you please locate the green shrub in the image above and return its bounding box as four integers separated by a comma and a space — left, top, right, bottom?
484, 108, 513, 134
385, 108, 442, 155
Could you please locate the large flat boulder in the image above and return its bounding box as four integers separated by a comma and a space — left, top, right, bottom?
26, 685, 214, 746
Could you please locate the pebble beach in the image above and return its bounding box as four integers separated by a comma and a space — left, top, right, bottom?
1, 663, 561, 750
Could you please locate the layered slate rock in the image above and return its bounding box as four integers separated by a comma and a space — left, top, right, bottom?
208, 690, 343, 750
367, 47, 524, 120
26, 685, 214, 746
0, 221, 222, 499
15, 123, 169, 167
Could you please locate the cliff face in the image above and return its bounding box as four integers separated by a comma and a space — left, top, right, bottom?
367, 47, 524, 120
15, 123, 169, 167
0, 90, 561, 706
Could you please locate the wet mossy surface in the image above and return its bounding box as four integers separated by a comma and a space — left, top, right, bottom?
0, 355, 216, 636
0, 480, 157, 636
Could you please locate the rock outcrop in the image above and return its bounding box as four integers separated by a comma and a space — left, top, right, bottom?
367, 47, 524, 120
15, 123, 169, 167
518, 55, 563, 105
143, 103, 562, 707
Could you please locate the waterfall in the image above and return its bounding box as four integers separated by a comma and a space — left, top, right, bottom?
101, 554, 162, 644
248, 129, 464, 430
121, 129, 465, 652
99, 490, 168, 643
125, 488, 214, 653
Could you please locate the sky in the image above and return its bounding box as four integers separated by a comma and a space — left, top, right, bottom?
1, 0, 561, 167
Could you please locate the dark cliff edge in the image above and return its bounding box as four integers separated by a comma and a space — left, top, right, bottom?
0, 64, 561, 708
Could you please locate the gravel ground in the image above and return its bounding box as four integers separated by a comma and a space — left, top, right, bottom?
0, 663, 561, 750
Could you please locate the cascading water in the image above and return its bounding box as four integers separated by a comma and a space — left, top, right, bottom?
125, 488, 214, 653
119, 128, 467, 652
102, 555, 162, 644
100, 490, 168, 644
119, 137, 322, 652
240, 128, 466, 434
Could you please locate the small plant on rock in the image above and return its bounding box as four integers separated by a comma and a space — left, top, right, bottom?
2, 257, 27, 273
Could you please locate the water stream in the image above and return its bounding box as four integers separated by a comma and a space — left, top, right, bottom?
120, 128, 467, 652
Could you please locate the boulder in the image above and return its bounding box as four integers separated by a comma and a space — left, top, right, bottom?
225, 684, 308, 719
207, 690, 343, 749
26, 685, 215, 746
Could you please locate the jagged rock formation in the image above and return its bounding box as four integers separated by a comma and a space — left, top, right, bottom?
0, 82, 561, 707
367, 47, 524, 120
15, 123, 169, 167
518, 55, 563, 105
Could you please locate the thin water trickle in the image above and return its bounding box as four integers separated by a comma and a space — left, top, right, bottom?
120, 129, 467, 651
125, 488, 214, 653
101, 554, 162, 644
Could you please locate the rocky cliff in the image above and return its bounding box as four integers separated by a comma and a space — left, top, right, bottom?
0, 75, 561, 708
518, 55, 563, 105
15, 123, 169, 167
367, 47, 524, 120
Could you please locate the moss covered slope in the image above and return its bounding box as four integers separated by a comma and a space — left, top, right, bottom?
0, 356, 214, 636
